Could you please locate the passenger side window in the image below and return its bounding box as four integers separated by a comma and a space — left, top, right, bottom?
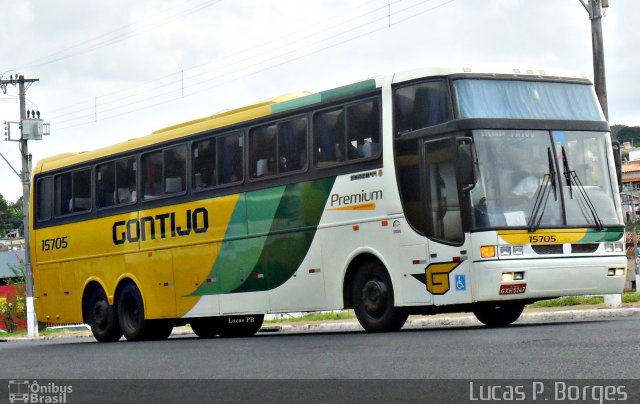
314, 98, 381, 168
142, 145, 187, 199
55, 168, 92, 216
192, 131, 244, 190
96, 156, 137, 208
314, 109, 345, 166
347, 100, 381, 159
250, 117, 307, 179
36, 177, 53, 222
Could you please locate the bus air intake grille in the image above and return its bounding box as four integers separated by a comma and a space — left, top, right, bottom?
570, 243, 599, 254
531, 244, 563, 255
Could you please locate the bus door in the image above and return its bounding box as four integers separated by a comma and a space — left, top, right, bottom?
422, 138, 473, 305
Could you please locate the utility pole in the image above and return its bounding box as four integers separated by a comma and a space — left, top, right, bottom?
19, 76, 39, 337
579, 0, 609, 120
1, 74, 41, 336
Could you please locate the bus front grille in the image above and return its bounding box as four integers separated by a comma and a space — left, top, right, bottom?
531, 244, 563, 254
570, 243, 599, 254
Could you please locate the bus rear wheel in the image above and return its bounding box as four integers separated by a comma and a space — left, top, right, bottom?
117, 283, 157, 341
217, 315, 264, 337
351, 261, 408, 332
473, 302, 525, 327
87, 288, 122, 342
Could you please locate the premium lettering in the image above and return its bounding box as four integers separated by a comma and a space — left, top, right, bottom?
330, 189, 382, 207
112, 207, 208, 245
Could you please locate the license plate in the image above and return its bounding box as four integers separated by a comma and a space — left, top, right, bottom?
499, 283, 527, 295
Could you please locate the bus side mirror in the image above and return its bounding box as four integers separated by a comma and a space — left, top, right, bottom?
612, 141, 622, 192
457, 137, 478, 192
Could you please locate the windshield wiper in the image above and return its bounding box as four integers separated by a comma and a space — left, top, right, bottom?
561, 147, 604, 231
527, 148, 557, 232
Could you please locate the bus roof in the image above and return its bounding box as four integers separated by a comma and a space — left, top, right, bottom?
35, 77, 383, 174
392, 66, 591, 84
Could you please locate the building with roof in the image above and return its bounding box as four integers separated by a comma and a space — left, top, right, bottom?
0, 248, 24, 281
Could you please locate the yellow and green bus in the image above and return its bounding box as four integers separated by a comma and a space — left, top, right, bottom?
31, 67, 627, 342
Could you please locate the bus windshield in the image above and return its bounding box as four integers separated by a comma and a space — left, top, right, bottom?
470, 129, 622, 230
453, 79, 604, 121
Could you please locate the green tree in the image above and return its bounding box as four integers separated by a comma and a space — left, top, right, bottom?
612, 124, 640, 146
0, 194, 23, 237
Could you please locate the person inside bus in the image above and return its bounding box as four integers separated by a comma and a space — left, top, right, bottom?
514, 147, 548, 196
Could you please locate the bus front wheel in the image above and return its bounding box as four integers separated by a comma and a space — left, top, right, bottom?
87, 287, 122, 342
351, 261, 408, 332
473, 302, 525, 327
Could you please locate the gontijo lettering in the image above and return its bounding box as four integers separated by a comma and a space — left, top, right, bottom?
112, 207, 208, 245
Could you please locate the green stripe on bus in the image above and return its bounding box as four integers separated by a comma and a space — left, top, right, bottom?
271, 94, 322, 114
189, 177, 335, 296
580, 227, 624, 242
319, 79, 377, 103
270, 79, 377, 115
233, 177, 335, 293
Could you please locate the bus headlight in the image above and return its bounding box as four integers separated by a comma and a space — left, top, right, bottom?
501, 271, 524, 282
614, 243, 624, 253
498, 245, 523, 257
604, 243, 613, 252
608, 268, 625, 276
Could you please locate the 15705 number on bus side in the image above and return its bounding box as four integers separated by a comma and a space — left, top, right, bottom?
41, 237, 68, 251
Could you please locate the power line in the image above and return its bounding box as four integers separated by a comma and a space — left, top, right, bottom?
48, 0, 387, 117
52, 0, 457, 131
14, 0, 225, 71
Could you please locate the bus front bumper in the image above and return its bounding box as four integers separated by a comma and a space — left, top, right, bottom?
472, 256, 627, 302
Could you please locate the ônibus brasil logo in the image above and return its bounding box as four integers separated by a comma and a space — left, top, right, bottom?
8, 380, 72, 403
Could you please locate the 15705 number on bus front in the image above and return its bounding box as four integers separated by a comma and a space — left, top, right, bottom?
528, 235, 556, 243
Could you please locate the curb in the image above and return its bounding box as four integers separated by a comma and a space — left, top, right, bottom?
264, 307, 640, 334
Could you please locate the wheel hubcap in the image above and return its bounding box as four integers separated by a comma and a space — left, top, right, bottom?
92, 300, 108, 329
361, 278, 388, 317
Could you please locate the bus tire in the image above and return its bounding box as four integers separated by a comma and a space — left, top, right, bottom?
190, 317, 223, 338
87, 287, 122, 342
117, 283, 148, 341
473, 302, 525, 327
144, 320, 173, 340
217, 315, 264, 337
351, 261, 408, 332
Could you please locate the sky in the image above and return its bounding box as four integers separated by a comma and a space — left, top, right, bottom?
1, 0, 639, 203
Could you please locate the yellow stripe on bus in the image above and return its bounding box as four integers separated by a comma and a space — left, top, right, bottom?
327, 202, 376, 211
497, 228, 587, 244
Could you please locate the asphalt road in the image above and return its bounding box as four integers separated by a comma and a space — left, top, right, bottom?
1, 317, 638, 379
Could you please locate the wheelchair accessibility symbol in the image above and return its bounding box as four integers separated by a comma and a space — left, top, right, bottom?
455, 275, 466, 291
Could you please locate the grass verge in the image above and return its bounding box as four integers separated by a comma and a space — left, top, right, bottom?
265, 311, 355, 323
527, 293, 640, 308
